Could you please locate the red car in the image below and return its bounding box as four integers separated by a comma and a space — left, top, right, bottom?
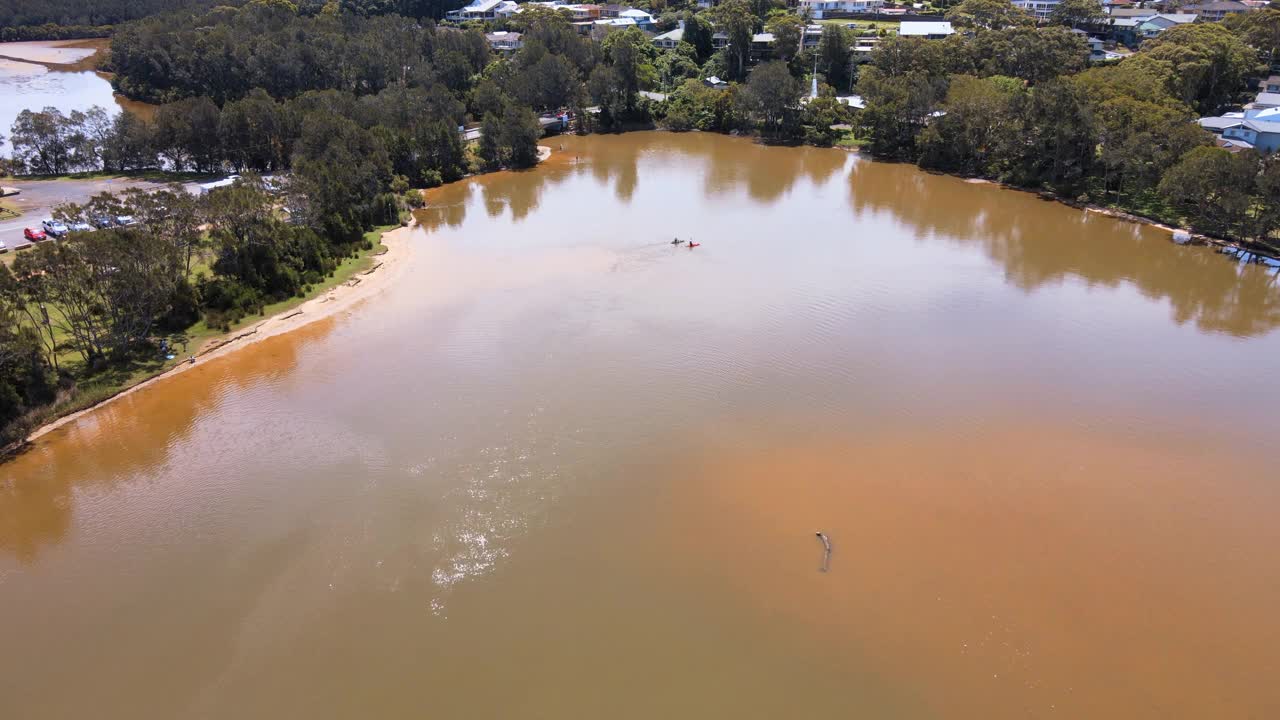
24, 227, 47, 242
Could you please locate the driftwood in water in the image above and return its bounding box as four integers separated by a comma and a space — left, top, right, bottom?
815, 531, 832, 573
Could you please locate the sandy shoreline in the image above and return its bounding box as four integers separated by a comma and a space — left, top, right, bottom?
23, 222, 415, 444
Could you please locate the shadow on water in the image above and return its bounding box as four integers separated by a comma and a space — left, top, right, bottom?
847, 159, 1280, 337
424, 132, 1277, 337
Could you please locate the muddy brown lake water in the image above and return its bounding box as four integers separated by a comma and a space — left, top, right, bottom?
2, 132, 1279, 718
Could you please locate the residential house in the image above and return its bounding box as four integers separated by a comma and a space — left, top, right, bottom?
561, 4, 602, 21
445, 0, 511, 22
1198, 108, 1280, 152
619, 8, 655, 28
853, 36, 882, 55
1180, 0, 1250, 20
1012, 0, 1060, 21
795, 0, 886, 19
652, 26, 684, 49
601, 3, 625, 17
750, 32, 776, 60
898, 21, 954, 38
801, 24, 823, 51
1106, 7, 1156, 17
1071, 28, 1120, 61
1262, 75, 1280, 94
485, 30, 523, 53
1136, 13, 1198, 40
1221, 119, 1280, 152
1250, 91, 1280, 109
712, 31, 729, 49
704, 76, 730, 88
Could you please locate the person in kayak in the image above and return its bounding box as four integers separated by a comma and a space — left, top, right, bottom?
688, 241, 701, 248
671, 237, 683, 245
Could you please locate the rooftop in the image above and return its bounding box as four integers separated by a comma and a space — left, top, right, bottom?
898, 21, 954, 36
1199, 116, 1246, 130
1182, 0, 1249, 9
652, 27, 684, 42
460, 0, 505, 11
1245, 118, 1280, 133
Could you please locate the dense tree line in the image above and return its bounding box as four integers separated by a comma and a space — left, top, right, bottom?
0, 24, 112, 42
0, 0, 214, 28
0, 0, 470, 29
857, 0, 1280, 244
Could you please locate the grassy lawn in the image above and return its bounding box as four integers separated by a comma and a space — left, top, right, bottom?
835, 129, 869, 149
816, 18, 901, 32
16, 223, 396, 437
182, 223, 393, 354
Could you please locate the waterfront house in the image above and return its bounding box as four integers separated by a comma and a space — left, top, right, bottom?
1198, 114, 1280, 152
899, 21, 954, 39
795, 0, 886, 19
652, 26, 684, 49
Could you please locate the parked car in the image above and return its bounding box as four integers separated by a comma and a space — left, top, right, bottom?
41, 219, 68, 237
68, 221, 94, 233
24, 227, 47, 242
115, 214, 137, 226
0, 239, 7, 253
91, 215, 115, 228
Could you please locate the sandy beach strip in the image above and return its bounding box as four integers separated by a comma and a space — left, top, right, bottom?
23, 222, 415, 443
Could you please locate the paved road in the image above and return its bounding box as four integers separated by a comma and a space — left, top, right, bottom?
461, 116, 565, 143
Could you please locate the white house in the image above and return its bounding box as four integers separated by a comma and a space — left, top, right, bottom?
1012, 0, 1059, 21
898, 21, 953, 38
485, 31, 523, 53
795, 0, 885, 19
652, 26, 684, 48
618, 8, 655, 28
445, 0, 511, 22
1253, 89, 1280, 107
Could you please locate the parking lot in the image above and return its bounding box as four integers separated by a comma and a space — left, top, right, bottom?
0, 175, 199, 255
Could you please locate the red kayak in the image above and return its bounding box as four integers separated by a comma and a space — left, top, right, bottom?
688, 242, 701, 248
